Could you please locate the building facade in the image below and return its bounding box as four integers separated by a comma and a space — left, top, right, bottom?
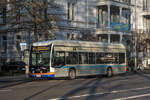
0, 0, 149, 65
136, 0, 150, 60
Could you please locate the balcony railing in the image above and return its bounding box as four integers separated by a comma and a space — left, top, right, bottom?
97, 0, 131, 4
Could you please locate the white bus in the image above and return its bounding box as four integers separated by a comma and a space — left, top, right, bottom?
29, 40, 127, 79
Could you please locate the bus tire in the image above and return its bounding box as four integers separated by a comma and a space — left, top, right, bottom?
69, 69, 76, 80
107, 67, 113, 77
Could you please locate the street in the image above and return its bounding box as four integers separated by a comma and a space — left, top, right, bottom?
1, 72, 150, 100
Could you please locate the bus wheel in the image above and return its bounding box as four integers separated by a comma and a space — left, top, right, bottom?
69, 69, 76, 80
107, 67, 113, 77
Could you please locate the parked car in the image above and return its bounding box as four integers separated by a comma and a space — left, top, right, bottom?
2, 61, 26, 71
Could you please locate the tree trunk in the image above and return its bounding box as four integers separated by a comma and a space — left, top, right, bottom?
34, 23, 38, 42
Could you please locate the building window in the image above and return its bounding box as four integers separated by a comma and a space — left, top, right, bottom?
97, 6, 108, 27
110, 34, 120, 43
121, 0, 131, 4
98, 34, 108, 43
2, 36, 7, 53
110, 6, 120, 23
0, 7, 6, 24
122, 8, 130, 24
16, 35, 21, 39
143, 0, 148, 10
67, 2, 75, 20
2, 36, 7, 40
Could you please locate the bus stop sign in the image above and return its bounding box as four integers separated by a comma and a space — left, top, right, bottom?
20, 43, 27, 51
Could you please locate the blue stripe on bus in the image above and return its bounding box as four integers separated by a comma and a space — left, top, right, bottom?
61, 65, 125, 69
30, 74, 55, 78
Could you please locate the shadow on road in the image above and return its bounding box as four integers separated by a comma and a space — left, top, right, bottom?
23, 72, 135, 100
137, 72, 150, 80
0, 79, 31, 89
24, 78, 75, 100
60, 76, 123, 100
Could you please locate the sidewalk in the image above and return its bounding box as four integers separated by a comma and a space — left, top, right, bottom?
0, 74, 29, 89
0, 74, 27, 81
139, 69, 150, 74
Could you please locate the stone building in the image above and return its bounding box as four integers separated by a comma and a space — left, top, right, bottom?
0, 0, 148, 65
135, 0, 150, 62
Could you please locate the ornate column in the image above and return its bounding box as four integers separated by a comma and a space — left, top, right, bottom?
107, 5, 110, 27
120, 7, 122, 23
108, 34, 110, 43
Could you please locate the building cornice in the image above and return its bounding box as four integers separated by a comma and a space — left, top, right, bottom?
96, 0, 132, 9
141, 11, 150, 16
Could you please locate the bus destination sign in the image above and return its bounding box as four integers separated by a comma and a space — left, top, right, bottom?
32, 46, 49, 51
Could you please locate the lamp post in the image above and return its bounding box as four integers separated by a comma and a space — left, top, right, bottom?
134, 0, 137, 71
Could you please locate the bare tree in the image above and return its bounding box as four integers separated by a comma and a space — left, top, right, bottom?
137, 31, 150, 57
0, 0, 64, 68
5, 0, 63, 41
0, 0, 6, 72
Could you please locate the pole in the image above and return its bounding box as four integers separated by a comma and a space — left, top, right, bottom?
0, 48, 1, 73
134, 0, 137, 71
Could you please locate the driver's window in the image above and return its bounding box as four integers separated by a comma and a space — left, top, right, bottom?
54, 51, 65, 66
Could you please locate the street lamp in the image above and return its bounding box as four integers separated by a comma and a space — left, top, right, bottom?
134, 0, 137, 71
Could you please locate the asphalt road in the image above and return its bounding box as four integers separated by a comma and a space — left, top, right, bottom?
1, 72, 150, 100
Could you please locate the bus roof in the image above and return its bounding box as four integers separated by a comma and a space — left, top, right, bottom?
32, 40, 126, 49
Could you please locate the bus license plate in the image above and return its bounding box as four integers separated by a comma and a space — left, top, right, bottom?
36, 75, 41, 77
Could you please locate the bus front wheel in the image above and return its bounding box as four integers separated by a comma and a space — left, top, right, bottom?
69, 69, 76, 80
107, 67, 113, 77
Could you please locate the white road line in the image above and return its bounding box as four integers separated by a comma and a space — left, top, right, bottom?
48, 86, 150, 100
0, 89, 12, 92
113, 93, 150, 100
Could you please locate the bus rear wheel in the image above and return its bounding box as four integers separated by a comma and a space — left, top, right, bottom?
69, 69, 76, 80
107, 67, 113, 77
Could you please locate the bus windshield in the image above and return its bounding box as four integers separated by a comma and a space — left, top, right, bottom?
30, 46, 50, 67
31, 51, 50, 66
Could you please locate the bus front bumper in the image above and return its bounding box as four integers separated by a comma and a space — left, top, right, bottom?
29, 72, 55, 78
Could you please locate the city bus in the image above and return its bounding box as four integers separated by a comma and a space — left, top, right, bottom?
29, 40, 127, 79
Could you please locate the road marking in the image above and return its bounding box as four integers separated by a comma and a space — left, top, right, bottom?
0, 89, 12, 92
48, 86, 150, 100
113, 93, 150, 100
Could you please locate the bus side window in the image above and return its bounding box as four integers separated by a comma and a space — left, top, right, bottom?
54, 51, 65, 66
79, 52, 88, 64
66, 52, 78, 64
114, 53, 119, 64
96, 53, 104, 64
89, 53, 96, 64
